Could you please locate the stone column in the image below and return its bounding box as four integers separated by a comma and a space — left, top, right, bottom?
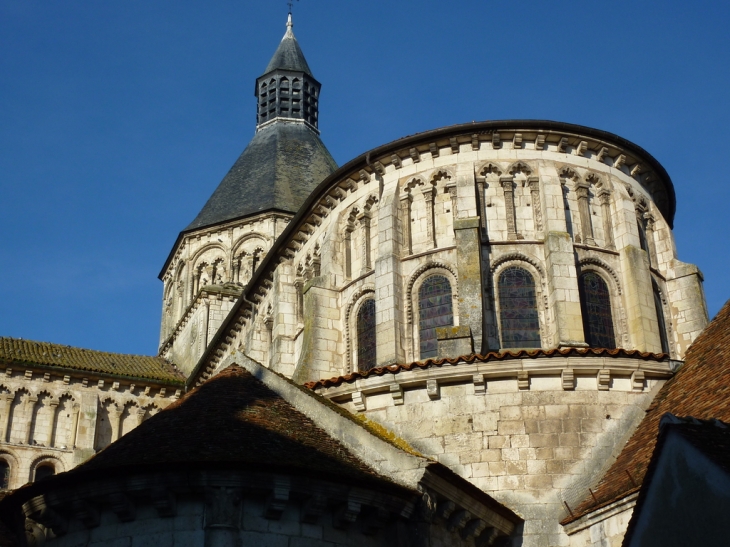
0, 393, 13, 442
109, 404, 123, 443
446, 183, 458, 222
527, 176, 543, 232
598, 189, 615, 250
45, 400, 59, 448
500, 176, 518, 240
136, 408, 146, 426
644, 212, 658, 268
357, 212, 372, 275
232, 258, 241, 284
343, 224, 354, 278
421, 184, 436, 248
475, 178, 487, 237
242, 255, 254, 285
70, 403, 80, 448
192, 272, 200, 299
24, 396, 38, 444
399, 193, 413, 255
575, 182, 596, 246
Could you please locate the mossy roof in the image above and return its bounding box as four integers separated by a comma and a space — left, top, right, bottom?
0, 337, 185, 384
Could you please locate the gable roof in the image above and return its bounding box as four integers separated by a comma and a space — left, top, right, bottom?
563, 298, 730, 523
183, 121, 337, 232
0, 337, 184, 384
57, 365, 408, 494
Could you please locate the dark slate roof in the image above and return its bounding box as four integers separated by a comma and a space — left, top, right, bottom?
31, 365, 409, 494
185, 121, 337, 232
0, 337, 185, 384
563, 297, 730, 523
263, 15, 313, 77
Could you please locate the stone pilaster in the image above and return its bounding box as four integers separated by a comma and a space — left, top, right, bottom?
575, 183, 596, 246
292, 279, 341, 383
544, 232, 586, 347
374, 189, 405, 366
620, 245, 662, 352
454, 217, 481, 352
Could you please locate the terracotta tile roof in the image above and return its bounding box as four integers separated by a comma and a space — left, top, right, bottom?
55, 365, 411, 494
0, 337, 184, 384
562, 298, 730, 524
305, 347, 668, 390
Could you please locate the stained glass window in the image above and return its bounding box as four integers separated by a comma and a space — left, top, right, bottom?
579, 272, 616, 349
419, 275, 453, 359
357, 299, 377, 372
498, 267, 541, 348
0, 460, 8, 490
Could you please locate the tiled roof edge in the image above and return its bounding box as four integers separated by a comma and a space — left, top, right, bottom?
305, 347, 669, 390
0, 358, 185, 386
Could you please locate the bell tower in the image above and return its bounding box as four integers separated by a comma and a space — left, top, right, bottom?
157, 15, 337, 375
256, 14, 320, 131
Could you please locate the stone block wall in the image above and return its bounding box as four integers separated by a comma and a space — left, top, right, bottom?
0, 369, 178, 490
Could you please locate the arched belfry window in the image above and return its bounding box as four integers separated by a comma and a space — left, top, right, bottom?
0, 460, 9, 490
34, 463, 55, 482
498, 267, 541, 349
357, 299, 377, 372
419, 275, 453, 359
579, 272, 616, 349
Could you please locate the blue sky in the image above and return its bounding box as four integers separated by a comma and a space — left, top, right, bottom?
1, 0, 728, 355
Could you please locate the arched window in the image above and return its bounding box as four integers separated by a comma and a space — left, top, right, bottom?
498, 267, 541, 349
653, 281, 670, 354
0, 460, 9, 490
579, 272, 616, 349
419, 275, 454, 359
356, 299, 377, 372
34, 463, 55, 482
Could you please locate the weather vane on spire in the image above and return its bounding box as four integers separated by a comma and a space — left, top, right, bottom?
287, 0, 299, 15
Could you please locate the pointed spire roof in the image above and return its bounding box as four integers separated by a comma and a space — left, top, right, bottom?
263, 14, 313, 77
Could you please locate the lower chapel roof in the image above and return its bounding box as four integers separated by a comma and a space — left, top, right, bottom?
0, 337, 185, 384
562, 297, 730, 523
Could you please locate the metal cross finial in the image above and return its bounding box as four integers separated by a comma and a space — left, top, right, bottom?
287, 0, 298, 15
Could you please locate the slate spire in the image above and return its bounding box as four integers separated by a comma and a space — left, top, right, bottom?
182, 15, 336, 232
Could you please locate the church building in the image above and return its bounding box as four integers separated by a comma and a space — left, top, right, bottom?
0, 15, 719, 547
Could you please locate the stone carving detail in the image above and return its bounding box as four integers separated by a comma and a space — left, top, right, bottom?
500, 176, 519, 241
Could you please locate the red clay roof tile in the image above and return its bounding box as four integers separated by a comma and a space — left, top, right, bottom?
305, 347, 667, 390
562, 298, 730, 524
